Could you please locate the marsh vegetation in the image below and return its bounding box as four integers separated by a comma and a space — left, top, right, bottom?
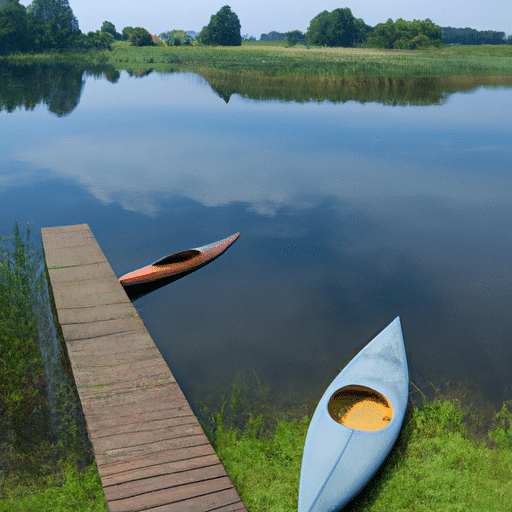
0, 224, 107, 510
107, 43, 512, 79
103, 43, 512, 104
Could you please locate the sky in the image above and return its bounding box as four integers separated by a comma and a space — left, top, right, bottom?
19, 0, 511, 38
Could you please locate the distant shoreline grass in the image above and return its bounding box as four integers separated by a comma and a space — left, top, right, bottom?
104, 44, 512, 80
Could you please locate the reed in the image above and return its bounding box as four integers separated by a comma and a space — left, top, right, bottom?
0, 224, 106, 510
106, 44, 512, 79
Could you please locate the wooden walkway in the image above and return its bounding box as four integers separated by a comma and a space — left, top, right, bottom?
41, 224, 247, 512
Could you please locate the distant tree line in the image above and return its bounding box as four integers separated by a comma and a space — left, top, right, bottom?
2, 1, 511, 57
260, 30, 307, 46
260, 31, 286, 41
367, 18, 442, 49
261, 9, 440, 49
441, 27, 510, 45
261, 8, 511, 49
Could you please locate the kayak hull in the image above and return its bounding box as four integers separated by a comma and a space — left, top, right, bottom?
298, 317, 408, 512
119, 232, 239, 286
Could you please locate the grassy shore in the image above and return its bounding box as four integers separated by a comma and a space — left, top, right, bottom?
208, 383, 512, 511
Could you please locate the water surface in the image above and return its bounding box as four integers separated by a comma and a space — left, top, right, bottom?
1, 68, 511, 414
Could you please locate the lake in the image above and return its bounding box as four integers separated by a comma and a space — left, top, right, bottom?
1, 65, 511, 417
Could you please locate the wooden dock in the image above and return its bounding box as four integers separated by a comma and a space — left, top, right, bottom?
41, 224, 247, 512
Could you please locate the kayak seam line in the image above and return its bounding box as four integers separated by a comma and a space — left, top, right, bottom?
307, 429, 353, 512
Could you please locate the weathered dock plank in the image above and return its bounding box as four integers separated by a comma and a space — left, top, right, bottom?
41, 223, 246, 512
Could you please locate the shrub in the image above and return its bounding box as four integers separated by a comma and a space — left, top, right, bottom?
129, 27, 154, 47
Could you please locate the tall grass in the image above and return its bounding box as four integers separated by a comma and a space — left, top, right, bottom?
0, 223, 107, 510
0, 51, 111, 67
106, 44, 512, 79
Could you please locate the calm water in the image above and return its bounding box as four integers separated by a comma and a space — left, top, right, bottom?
2, 69, 512, 414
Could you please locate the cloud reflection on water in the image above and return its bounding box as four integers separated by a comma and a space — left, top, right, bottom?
6, 72, 512, 220
13, 130, 510, 219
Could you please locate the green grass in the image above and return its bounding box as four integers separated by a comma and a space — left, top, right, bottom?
104, 44, 512, 79
0, 463, 107, 512
212, 397, 512, 511
0, 51, 111, 67
242, 40, 293, 47
0, 224, 107, 510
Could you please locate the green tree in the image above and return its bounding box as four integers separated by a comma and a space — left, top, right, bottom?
78, 29, 114, 50
306, 8, 358, 47
367, 18, 442, 49
285, 30, 305, 46
197, 5, 241, 46
122, 26, 135, 41
101, 20, 120, 40
0, 0, 30, 55
306, 10, 329, 46
160, 29, 192, 46
129, 26, 153, 46
27, 0, 80, 50
354, 18, 372, 45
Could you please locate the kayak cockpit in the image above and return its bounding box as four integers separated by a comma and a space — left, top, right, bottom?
328, 385, 393, 431
153, 250, 201, 266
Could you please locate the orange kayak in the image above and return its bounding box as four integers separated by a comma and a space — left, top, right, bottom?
119, 232, 240, 286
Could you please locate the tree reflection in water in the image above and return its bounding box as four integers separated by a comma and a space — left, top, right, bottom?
0, 61, 120, 116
